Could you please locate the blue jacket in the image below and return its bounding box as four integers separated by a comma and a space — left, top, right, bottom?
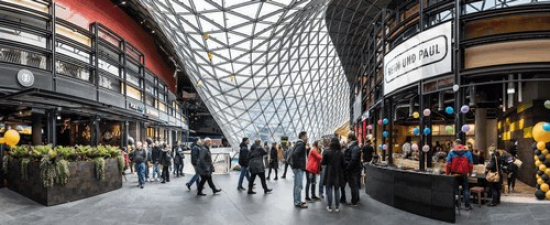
191, 143, 200, 167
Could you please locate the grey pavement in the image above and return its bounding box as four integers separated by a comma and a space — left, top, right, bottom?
0, 171, 548, 225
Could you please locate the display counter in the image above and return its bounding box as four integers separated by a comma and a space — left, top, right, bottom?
364, 163, 456, 223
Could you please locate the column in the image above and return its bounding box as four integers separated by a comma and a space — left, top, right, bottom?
474, 108, 487, 154
31, 113, 43, 145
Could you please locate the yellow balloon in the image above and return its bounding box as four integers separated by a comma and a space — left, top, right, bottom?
542, 183, 550, 193
538, 141, 547, 150
547, 191, 550, 200
540, 164, 548, 172
533, 122, 550, 142
413, 112, 420, 119
3, 129, 20, 147
538, 178, 545, 185
543, 149, 550, 156
537, 174, 541, 180
0, 137, 4, 144
546, 168, 550, 176
536, 161, 542, 167
535, 155, 540, 161
546, 154, 550, 161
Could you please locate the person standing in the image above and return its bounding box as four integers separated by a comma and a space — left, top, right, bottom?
173, 141, 184, 177
305, 141, 322, 201
185, 138, 202, 191
151, 143, 161, 182
160, 143, 172, 183
267, 142, 279, 180
292, 131, 309, 208
445, 139, 474, 210
345, 133, 362, 206
318, 138, 330, 199
130, 141, 147, 189
248, 139, 273, 194
321, 137, 345, 213
237, 138, 251, 191
362, 139, 374, 164
340, 140, 349, 204
196, 138, 222, 196
486, 149, 505, 206
402, 137, 412, 159
281, 142, 293, 179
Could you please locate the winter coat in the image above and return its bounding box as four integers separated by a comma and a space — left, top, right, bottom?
306, 148, 322, 174
151, 147, 161, 164
173, 146, 184, 165
362, 144, 374, 163
445, 145, 474, 175
130, 149, 147, 163
321, 148, 345, 187
291, 140, 307, 170
196, 145, 214, 176
486, 151, 505, 184
249, 144, 267, 174
191, 143, 201, 167
160, 148, 172, 166
238, 144, 250, 167
344, 141, 362, 173
269, 146, 279, 169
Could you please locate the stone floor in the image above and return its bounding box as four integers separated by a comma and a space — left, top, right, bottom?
0, 171, 549, 225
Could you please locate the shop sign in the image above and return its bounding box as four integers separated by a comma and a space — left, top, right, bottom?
384, 21, 452, 96
128, 102, 144, 113
17, 69, 35, 87
146, 107, 159, 118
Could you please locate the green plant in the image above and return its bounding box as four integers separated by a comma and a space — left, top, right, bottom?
117, 154, 125, 172
94, 157, 105, 180
55, 159, 70, 185
39, 157, 56, 188
21, 158, 30, 181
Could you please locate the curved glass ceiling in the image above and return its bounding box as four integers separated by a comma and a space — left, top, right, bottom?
138, 0, 350, 146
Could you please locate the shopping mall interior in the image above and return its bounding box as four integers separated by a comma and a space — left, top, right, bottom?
1, 0, 550, 224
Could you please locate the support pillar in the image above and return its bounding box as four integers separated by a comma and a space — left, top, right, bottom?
46, 109, 56, 146
474, 108, 487, 153
419, 83, 425, 171
426, 95, 433, 168
31, 113, 43, 145
90, 117, 100, 146
388, 98, 394, 165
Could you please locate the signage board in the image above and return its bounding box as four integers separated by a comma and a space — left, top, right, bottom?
384, 21, 452, 96
17, 69, 34, 87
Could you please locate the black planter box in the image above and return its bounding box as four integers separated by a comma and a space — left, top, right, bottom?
7, 159, 122, 206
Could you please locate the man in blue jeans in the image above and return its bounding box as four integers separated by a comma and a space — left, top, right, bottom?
130, 141, 147, 189
292, 131, 308, 208
186, 138, 201, 191
445, 139, 474, 211
237, 138, 251, 191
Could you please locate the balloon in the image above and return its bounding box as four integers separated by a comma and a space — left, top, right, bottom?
383, 144, 388, 150
445, 107, 454, 115
542, 174, 549, 182
537, 174, 541, 180
538, 170, 544, 176
413, 128, 420, 135
543, 149, 549, 156
378, 144, 383, 150
538, 178, 545, 185
545, 100, 550, 109
378, 120, 383, 126
424, 128, 431, 135
461, 125, 471, 133
367, 125, 373, 130
535, 155, 540, 161
460, 105, 470, 114
422, 145, 430, 153
411, 144, 419, 151
533, 142, 539, 151
545, 160, 550, 168
546, 168, 550, 176
536, 190, 546, 200
540, 154, 546, 162
383, 131, 388, 138
546, 191, 550, 200
383, 118, 389, 125
538, 141, 546, 150
533, 122, 550, 142
536, 161, 542, 167
547, 154, 550, 161
541, 183, 550, 193
445, 126, 454, 134
0, 138, 4, 144
536, 150, 542, 156
3, 129, 20, 147
544, 123, 550, 132
452, 84, 459, 92
413, 112, 420, 119
540, 164, 548, 172
423, 109, 431, 117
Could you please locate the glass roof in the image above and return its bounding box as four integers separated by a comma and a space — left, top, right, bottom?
139, 0, 350, 146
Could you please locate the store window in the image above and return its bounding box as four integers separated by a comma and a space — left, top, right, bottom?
126, 74, 142, 87
56, 42, 90, 63
158, 102, 167, 113
0, 25, 47, 48
145, 95, 155, 107
126, 84, 142, 100
98, 59, 120, 77
0, 47, 47, 69
98, 74, 122, 93
55, 24, 90, 47
463, 0, 543, 15
56, 60, 91, 82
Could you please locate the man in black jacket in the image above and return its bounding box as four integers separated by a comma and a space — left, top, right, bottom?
151, 143, 161, 182
196, 138, 222, 196
237, 138, 251, 191
185, 138, 201, 191
345, 133, 362, 206
247, 139, 272, 194
292, 131, 308, 208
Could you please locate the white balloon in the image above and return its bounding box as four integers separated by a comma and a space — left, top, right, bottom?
422, 145, 430, 153
411, 143, 419, 151
452, 84, 459, 92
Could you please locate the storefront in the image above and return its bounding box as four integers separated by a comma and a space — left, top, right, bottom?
351, 0, 550, 188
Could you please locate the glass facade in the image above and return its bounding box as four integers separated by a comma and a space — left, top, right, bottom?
139, 0, 350, 146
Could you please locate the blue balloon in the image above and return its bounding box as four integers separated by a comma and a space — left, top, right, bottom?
413, 128, 420, 135
378, 144, 383, 150
383, 131, 388, 138
383, 118, 389, 125
424, 128, 431, 135
544, 123, 550, 132
445, 106, 454, 115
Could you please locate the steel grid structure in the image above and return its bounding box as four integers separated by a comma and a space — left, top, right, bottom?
137, 0, 350, 147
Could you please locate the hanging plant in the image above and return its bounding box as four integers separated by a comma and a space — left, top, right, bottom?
55, 159, 70, 185
40, 157, 56, 188
94, 157, 105, 180
117, 154, 125, 172
21, 158, 30, 181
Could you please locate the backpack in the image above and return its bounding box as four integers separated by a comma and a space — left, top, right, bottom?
285, 147, 295, 166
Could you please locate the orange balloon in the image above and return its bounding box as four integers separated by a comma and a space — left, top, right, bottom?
3, 129, 20, 147
540, 164, 548, 172
533, 122, 550, 142
538, 141, 547, 150
542, 183, 550, 193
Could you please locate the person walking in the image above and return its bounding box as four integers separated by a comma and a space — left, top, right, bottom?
345, 133, 362, 206
247, 139, 273, 194
318, 138, 330, 199
486, 149, 505, 206
173, 141, 184, 177
445, 139, 474, 210
321, 137, 345, 213
281, 142, 293, 179
292, 131, 309, 208
151, 143, 161, 182
130, 141, 147, 189
237, 138, 251, 191
196, 138, 222, 196
267, 142, 279, 180
160, 143, 172, 183
305, 141, 323, 202
185, 138, 201, 191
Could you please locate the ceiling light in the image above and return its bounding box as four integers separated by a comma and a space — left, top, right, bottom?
121, 1, 127, 5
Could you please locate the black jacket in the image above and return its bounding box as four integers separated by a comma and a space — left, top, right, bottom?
238, 143, 250, 167
191, 143, 200, 167
160, 149, 172, 166
151, 147, 161, 164
362, 144, 374, 163
249, 144, 267, 174
292, 140, 307, 170
130, 149, 147, 163
270, 146, 279, 168
196, 145, 213, 176
345, 141, 361, 173
321, 148, 345, 187
486, 151, 505, 184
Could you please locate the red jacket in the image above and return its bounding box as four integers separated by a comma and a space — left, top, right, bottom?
306, 148, 322, 174
445, 144, 473, 175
